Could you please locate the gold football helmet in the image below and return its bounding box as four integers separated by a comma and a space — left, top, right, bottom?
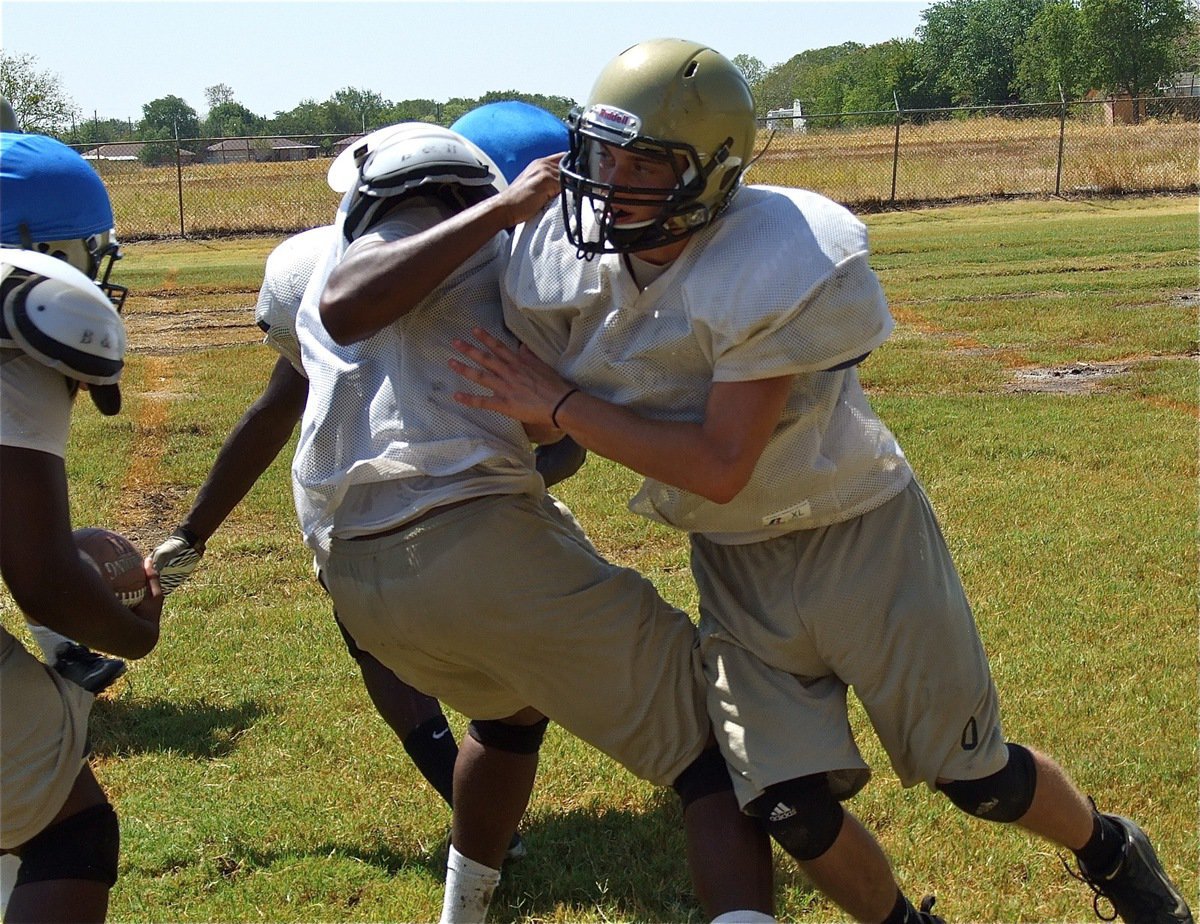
561, 38, 758, 256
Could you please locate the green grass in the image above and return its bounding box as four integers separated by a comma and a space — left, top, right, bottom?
1, 196, 1195, 922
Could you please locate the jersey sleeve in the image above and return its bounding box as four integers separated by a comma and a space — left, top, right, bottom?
0, 349, 73, 457
708, 252, 893, 381
255, 225, 339, 377
501, 210, 590, 367
685, 187, 894, 382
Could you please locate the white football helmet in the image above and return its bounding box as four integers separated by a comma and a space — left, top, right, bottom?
337, 124, 507, 243
1, 248, 126, 413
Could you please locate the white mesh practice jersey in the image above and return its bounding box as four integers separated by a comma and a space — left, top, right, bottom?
292, 205, 542, 565
504, 185, 912, 543
255, 225, 338, 374
0, 348, 72, 457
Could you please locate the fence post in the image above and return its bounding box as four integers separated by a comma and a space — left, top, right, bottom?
891, 92, 902, 205
174, 128, 185, 238
1055, 84, 1067, 197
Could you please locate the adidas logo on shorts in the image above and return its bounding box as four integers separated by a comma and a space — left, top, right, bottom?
769, 802, 797, 822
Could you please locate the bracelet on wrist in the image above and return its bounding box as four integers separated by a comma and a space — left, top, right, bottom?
551, 388, 580, 429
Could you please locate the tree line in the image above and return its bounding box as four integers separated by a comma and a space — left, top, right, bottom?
2, 0, 1196, 147
742, 0, 1197, 119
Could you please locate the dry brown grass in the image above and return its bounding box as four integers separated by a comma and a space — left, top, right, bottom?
751, 114, 1198, 203
95, 116, 1197, 239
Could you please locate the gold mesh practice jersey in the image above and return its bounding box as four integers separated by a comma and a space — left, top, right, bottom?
254, 224, 339, 374
292, 205, 542, 566
504, 185, 912, 543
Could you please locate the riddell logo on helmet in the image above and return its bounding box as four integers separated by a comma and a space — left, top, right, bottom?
590, 106, 641, 135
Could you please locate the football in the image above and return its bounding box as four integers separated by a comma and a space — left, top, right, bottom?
74, 527, 147, 608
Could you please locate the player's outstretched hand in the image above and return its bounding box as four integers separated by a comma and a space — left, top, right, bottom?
451, 327, 575, 428
151, 529, 206, 595
497, 153, 563, 228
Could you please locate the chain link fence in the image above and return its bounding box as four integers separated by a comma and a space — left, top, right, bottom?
75, 96, 1198, 241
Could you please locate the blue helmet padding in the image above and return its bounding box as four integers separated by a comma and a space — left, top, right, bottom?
451, 101, 569, 184
0, 134, 114, 244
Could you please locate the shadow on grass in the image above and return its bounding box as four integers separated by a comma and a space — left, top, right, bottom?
131, 794, 782, 921
89, 695, 269, 759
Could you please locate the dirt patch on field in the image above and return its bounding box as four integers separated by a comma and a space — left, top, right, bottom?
125, 297, 261, 355
1005, 361, 1130, 394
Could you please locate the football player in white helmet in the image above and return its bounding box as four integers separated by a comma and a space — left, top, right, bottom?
0, 129, 136, 696
293, 114, 774, 922
1, 242, 163, 922
451, 38, 1192, 924
149, 107, 586, 869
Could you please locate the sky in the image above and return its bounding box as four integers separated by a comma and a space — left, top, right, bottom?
3, 0, 929, 125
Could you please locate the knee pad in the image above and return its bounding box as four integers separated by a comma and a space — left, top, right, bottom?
938, 742, 1036, 823
15, 803, 119, 888
467, 717, 549, 755
670, 747, 734, 810
746, 775, 845, 862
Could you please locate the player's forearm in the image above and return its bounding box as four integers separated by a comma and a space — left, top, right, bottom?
18, 556, 159, 658
552, 392, 752, 504
320, 195, 514, 345
181, 367, 305, 542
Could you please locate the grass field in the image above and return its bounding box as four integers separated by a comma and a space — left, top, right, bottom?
2, 195, 1196, 922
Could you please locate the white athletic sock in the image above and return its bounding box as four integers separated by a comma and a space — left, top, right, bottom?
439, 845, 500, 923
711, 912, 777, 923
0, 854, 21, 917
26, 624, 73, 662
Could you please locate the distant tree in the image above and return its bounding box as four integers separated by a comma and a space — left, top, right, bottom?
140, 95, 200, 140
839, 39, 945, 116
756, 42, 865, 115
383, 98, 442, 125
329, 87, 391, 133
1014, 0, 1087, 100
476, 90, 577, 121
205, 83, 236, 109
1079, 0, 1191, 107
439, 97, 476, 127
0, 50, 79, 134
204, 101, 266, 139
269, 99, 338, 139
1175, 1, 1200, 69
732, 54, 767, 88
73, 116, 138, 147
918, 0, 1046, 104
138, 135, 178, 167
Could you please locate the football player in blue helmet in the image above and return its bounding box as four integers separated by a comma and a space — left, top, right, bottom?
0, 132, 139, 697
1, 187, 163, 924
450, 100, 569, 185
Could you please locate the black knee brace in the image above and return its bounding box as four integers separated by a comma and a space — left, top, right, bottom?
746, 774, 845, 861
938, 742, 1037, 823
467, 717, 549, 754
15, 803, 119, 888
670, 747, 735, 810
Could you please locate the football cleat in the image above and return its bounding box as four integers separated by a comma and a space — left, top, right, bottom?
1066, 815, 1194, 923
53, 643, 127, 694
